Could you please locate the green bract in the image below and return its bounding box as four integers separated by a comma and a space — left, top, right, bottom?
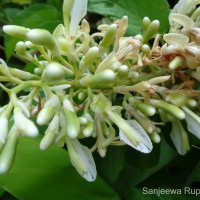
0, 0, 200, 182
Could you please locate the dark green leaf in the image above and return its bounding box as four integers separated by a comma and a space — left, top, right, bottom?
97, 146, 125, 184
0, 136, 120, 200
88, 0, 170, 35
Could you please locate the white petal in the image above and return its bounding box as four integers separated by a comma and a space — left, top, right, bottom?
182, 106, 200, 139
163, 33, 189, 48
170, 120, 189, 155
119, 120, 153, 153
71, 139, 97, 182
70, 0, 88, 36
170, 13, 194, 29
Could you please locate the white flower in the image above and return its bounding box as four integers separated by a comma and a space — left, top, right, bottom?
106, 109, 153, 153
66, 138, 97, 182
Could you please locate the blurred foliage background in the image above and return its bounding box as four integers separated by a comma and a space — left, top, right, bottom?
0, 0, 200, 200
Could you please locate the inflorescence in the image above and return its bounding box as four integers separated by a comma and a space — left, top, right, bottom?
0, 0, 200, 181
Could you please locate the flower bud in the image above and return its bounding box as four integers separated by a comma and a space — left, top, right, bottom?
80, 69, 116, 88
40, 113, 60, 150
132, 101, 156, 116
15, 41, 34, 61
26, 29, 56, 50
168, 56, 184, 70
143, 20, 160, 43
150, 132, 161, 143
3, 25, 29, 39
37, 94, 60, 125
118, 65, 129, 78
143, 17, 151, 30
150, 99, 185, 120
42, 62, 65, 81
80, 47, 99, 70
99, 24, 117, 50
165, 91, 187, 107
83, 121, 95, 137
63, 98, 80, 139
141, 44, 150, 54
0, 117, 9, 144
0, 128, 19, 174
14, 107, 38, 137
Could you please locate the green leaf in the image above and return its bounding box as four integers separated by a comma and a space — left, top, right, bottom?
0, 187, 4, 196
97, 146, 125, 184
88, 0, 170, 35
4, 4, 62, 59
114, 135, 178, 197
0, 136, 120, 200
186, 160, 200, 185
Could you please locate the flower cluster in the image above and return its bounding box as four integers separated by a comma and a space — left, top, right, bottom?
0, 0, 200, 181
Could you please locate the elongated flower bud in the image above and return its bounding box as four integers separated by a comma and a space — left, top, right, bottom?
150, 99, 185, 120
14, 107, 38, 137
40, 113, 60, 150
0, 128, 19, 174
3, 25, 29, 39
80, 69, 116, 88
83, 121, 95, 137
26, 29, 57, 51
0, 117, 8, 144
143, 20, 160, 43
37, 94, 60, 125
99, 24, 117, 50
63, 98, 80, 138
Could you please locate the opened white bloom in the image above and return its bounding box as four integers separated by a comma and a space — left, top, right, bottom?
66, 138, 97, 182
70, 0, 88, 36
106, 110, 153, 153
170, 119, 190, 155
182, 106, 200, 139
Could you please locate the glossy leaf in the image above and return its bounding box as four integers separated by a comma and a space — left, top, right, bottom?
88, 0, 170, 35
0, 137, 120, 200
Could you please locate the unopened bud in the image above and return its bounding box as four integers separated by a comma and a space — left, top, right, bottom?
26, 29, 56, 50
169, 56, 184, 70
63, 98, 80, 139
150, 132, 161, 143
3, 25, 29, 39
42, 62, 65, 81
143, 20, 160, 43
143, 17, 151, 30
0, 128, 19, 174
80, 69, 116, 87
99, 24, 117, 49
37, 95, 60, 125
118, 65, 129, 77
83, 122, 95, 137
